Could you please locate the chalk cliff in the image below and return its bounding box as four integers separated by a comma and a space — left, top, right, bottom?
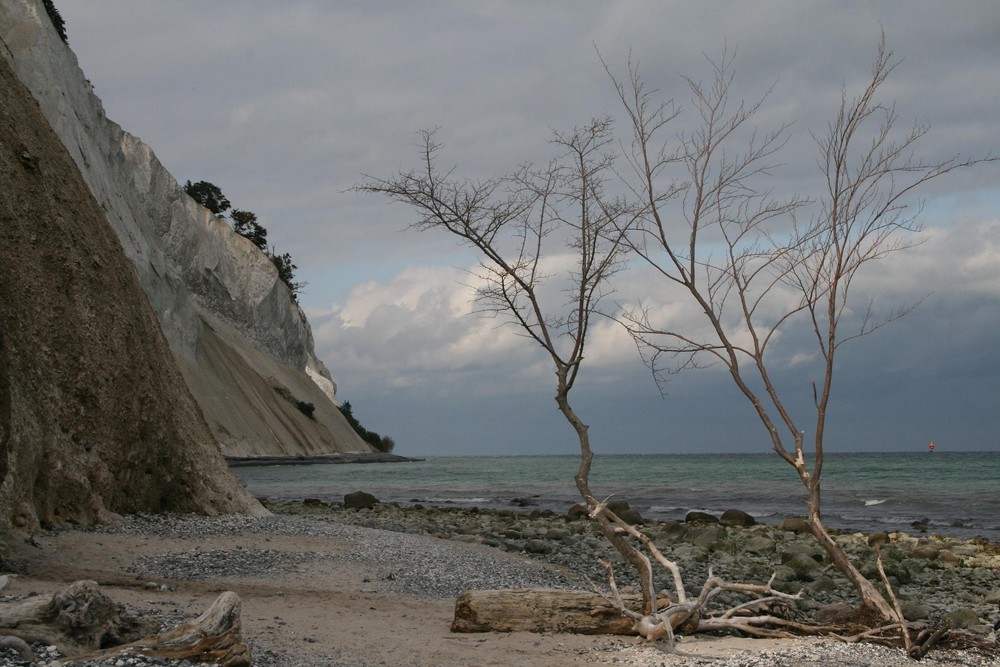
0, 49, 264, 528
0, 0, 373, 458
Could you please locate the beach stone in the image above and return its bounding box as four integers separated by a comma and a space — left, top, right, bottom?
566, 504, 589, 520
781, 551, 824, 581
656, 520, 687, 543
685, 511, 718, 524
685, 524, 727, 550
983, 588, 1000, 604
816, 601, 853, 623
719, 508, 755, 527
743, 535, 776, 555
524, 539, 554, 555
867, 531, 890, 546
938, 550, 963, 567
910, 544, 940, 560
942, 607, 979, 629
900, 600, 931, 621
344, 491, 379, 510
779, 517, 809, 534
617, 508, 644, 525
545, 528, 570, 541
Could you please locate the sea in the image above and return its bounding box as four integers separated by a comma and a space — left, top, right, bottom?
233, 452, 1000, 543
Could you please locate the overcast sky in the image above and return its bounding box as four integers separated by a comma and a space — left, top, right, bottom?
56, 1, 1000, 456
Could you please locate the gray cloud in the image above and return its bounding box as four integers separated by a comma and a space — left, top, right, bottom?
58, 1, 1000, 455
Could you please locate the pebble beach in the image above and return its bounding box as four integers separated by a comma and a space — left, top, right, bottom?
2, 500, 998, 666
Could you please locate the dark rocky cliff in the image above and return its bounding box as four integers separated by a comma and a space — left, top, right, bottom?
0, 47, 263, 529
0, 0, 375, 457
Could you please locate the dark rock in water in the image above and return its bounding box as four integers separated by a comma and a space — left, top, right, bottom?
512, 497, 539, 507
720, 508, 756, 527
911, 518, 929, 532
618, 508, 644, 525
685, 511, 719, 524
779, 517, 810, 534
344, 491, 379, 510
606, 499, 632, 514
303, 498, 326, 507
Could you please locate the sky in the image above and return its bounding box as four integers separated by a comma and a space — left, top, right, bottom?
55, 1, 1000, 456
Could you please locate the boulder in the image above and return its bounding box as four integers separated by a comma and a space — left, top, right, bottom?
942, 607, 980, 630
719, 509, 756, 527
685, 524, 728, 550
344, 491, 379, 510
743, 535, 776, 555
778, 517, 810, 534
685, 511, 719, 525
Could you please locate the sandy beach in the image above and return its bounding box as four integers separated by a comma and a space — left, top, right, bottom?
2, 509, 997, 666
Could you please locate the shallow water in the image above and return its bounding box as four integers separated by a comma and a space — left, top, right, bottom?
234, 451, 1000, 542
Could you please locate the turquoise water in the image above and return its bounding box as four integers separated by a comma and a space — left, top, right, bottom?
234, 452, 1000, 542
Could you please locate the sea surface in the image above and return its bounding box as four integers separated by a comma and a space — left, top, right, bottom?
233, 452, 1000, 543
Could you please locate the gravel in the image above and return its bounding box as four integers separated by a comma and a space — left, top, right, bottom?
6, 509, 995, 667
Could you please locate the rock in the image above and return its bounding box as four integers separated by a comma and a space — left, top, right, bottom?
606, 499, 632, 514
685, 524, 727, 550
743, 536, 776, 554
816, 601, 853, 623
779, 517, 810, 534
900, 600, 931, 621
344, 491, 379, 510
566, 504, 589, 520
302, 498, 326, 507
910, 544, 940, 560
938, 550, 963, 567
942, 607, 979, 629
544, 529, 570, 541
655, 520, 687, 544
524, 539, 554, 555
685, 511, 719, 524
780, 551, 824, 581
617, 508, 644, 525
867, 531, 890, 546
720, 509, 756, 527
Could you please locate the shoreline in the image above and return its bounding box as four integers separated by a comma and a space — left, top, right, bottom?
224, 452, 423, 466
4, 506, 999, 666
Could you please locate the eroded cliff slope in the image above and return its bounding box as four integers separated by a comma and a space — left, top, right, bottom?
0, 52, 264, 529
0, 0, 373, 457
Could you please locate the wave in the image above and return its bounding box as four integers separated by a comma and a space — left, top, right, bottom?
864, 499, 887, 506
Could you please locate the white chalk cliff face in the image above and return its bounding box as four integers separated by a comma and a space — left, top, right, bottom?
0, 0, 372, 457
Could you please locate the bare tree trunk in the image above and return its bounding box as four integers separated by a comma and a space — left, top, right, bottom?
555, 386, 657, 614
806, 503, 894, 619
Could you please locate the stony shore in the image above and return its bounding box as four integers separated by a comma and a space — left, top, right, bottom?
1, 499, 998, 666
272, 498, 1000, 636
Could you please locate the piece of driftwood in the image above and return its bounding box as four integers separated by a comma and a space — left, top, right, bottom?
452, 588, 670, 634
0, 579, 156, 654
85, 591, 250, 667
0, 580, 249, 666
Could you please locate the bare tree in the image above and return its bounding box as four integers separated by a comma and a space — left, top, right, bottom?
612, 37, 993, 620
357, 120, 669, 611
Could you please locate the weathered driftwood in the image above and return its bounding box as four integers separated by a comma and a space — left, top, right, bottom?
0, 580, 156, 654
452, 589, 671, 634
84, 591, 250, 667
0, 580, 249, 666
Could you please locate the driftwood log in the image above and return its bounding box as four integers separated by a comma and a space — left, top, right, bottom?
452, 589, 671, 634
0, 580, 156, 654
0, 580, 249, 666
